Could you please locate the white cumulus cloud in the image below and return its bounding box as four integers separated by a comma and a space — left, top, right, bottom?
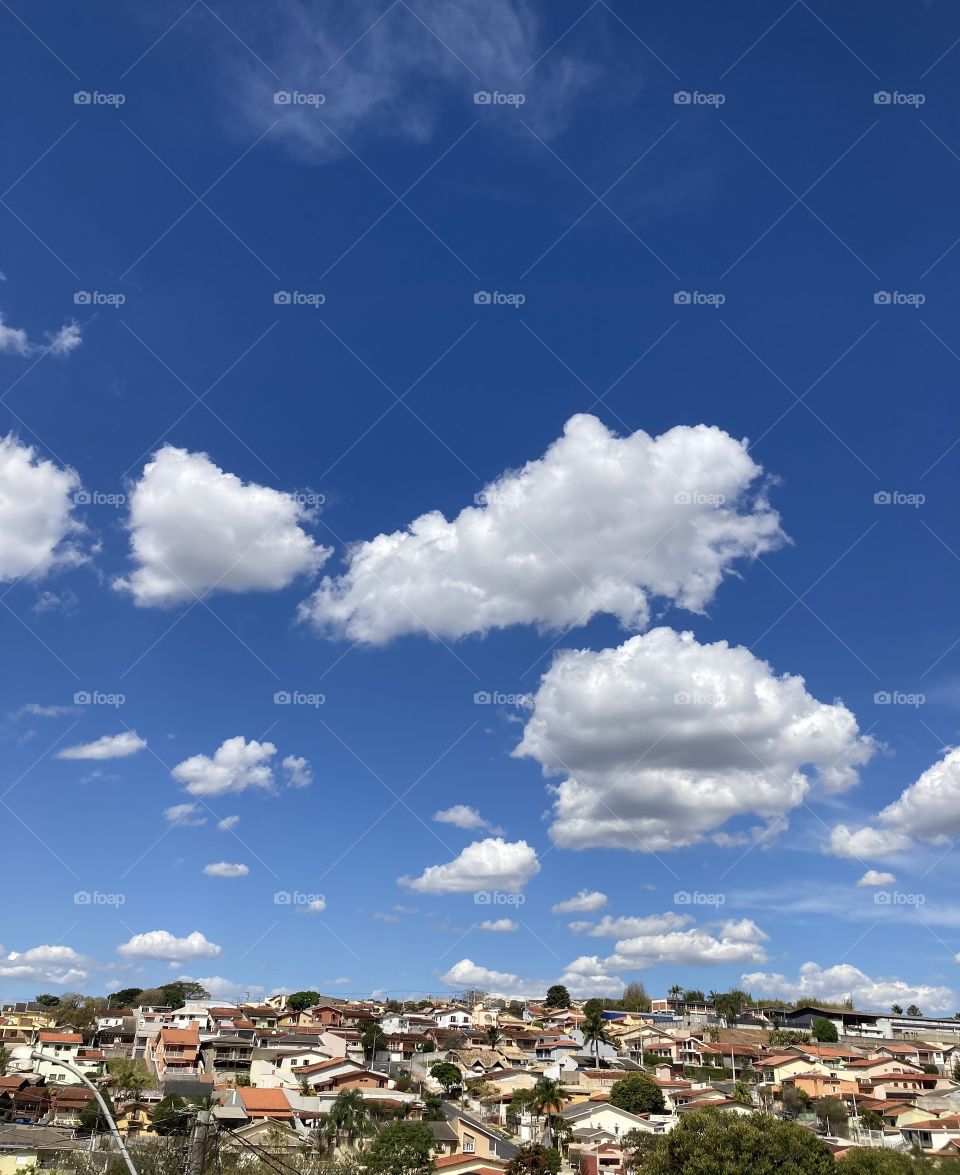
282, 754, 312, 789
0, 312, 82, 357
573, 912, 694, 938
202, 862, 249, 878
478, 918, 518, 932
115, 445, 330, 607
0, 944, 87, 986
827, 824, 913, 861
609, 919, 770, 969
516, 627, 875, 852
433, 805, 501, 833
744, 961, 954, 1012
551, 889, 608, 914
399, 837, 540, 894
57, 731, 147, 760
0, 435, 84, 581
117, 930, 221, 961
301, 415, 784, 644
857, 869, 896, 887
172, 736, 307, 797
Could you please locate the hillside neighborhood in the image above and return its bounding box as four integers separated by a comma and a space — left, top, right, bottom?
4, 985, 960, 1171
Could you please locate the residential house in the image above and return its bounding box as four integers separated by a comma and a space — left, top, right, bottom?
433, 1008, 474, 1030
33, 1032, 84, 1085
148, 1024, 202, 1081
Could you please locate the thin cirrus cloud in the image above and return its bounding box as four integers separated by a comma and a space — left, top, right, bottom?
164, 802, 207, 827
399, 837, 540, 894
477, 918, 518, 932
0, 434, 86, 582
117, 930, 221, 960
219, 0, 596, 162
114, 445, 330, 607
514, 626, 876, 852
0, 311, 82, 358
171, 736, 311, 797
300, 414, 785, 645
57, 731, 147, 761
551, 889, 608, 915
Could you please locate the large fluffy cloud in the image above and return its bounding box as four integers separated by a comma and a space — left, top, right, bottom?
117, 930, 221, 960
115, 446, 329, 607
827, 824, 913, 861
442, 956, 623, 999
301, 415, 784, 644
57, 732, 147, 761
0, 945, 87, 986
515, 626, 875, 852
399, 837, 540, 894
744, 961, 954, 1012
0, 435, 84, 581
172, 736, 309, 797
609, 919, 770, 969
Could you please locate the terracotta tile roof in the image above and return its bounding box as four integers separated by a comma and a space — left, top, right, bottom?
38, 1031, 82, 1043
238, 1087, 293, 1117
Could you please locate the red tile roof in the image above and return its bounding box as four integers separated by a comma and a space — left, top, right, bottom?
238, 1087, 293, 1117
38, 1031, 82, 1043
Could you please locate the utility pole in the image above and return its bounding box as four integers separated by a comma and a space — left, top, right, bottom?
187, 1107, 214, 1175
30, 1050, 138, 1175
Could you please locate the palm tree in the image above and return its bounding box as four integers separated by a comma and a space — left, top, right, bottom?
582, 1008, 612, 1068
531, 1076, 564, 1142
668, 984, 684, 1001
325, 1089, 372, 1152
486, 1025, 503, 1049
891, 1003, 903, 1015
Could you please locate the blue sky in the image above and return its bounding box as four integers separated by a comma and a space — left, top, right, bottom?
3, 0, 960, 1010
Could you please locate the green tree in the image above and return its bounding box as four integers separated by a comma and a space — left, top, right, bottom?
814, 1098, 848, 1137
35, 993, 60, 1007
684, 990, 705, 1003
325, 1089, 374, 1150
362, 1022, 386, 1061
48, 992, 108, 1031
486, 1025, 503, 1048
732, 1081, 752, 1105
811, 1018, 838, 1043
105, 1057, 151, 1103
363, 1121, 435, 1175
768, 1029, 811, 1047
621, 982, 651, 1013
151, 1094, 188, 1136
77, 1091, 116, 1135
711, 991, 750, 1027
582, 1007, 612, 1066
506, 1001, 525, 1018
643, 1109, 836, 1175
906, 1004, 922, 1018
858, 1109, 884, 1131
421, 1095, 445, 1122
287, 990, 321, 1011
505, 1144, 562, 1175
890, 1004, 903, 1015
106, 988, 143, 1008
544, 985, 570, 1010
622, 1129, 659, 1171
840, 1149, 936, 1175
610, 1073, 665, 1115
531, 1076, 564, 1134
668, 985, 684, 1001
429, 1062, 462, 1094
0, 1047, 10, 1077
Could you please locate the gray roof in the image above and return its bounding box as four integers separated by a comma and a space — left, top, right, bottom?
0, 1125, 84, 1151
